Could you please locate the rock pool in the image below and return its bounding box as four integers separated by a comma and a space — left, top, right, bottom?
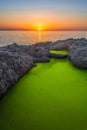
0, 57, 87, 130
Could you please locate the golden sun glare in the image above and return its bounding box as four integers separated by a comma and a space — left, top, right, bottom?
37, 27, 43, 31
31, 22, 46, 31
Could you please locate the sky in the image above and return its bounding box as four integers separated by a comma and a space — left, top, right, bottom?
0, 0, 87, 31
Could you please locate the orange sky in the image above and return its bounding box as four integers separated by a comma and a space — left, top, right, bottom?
0, 0, 87, 31
0, 11, 87, 31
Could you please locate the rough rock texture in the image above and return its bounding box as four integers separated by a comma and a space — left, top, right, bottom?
68, 38, 87, 68
0, 49, 35, 97
49, 53, 68, 59
0, 38, 87, 98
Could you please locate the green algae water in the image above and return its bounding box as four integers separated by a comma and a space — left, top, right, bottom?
0, 57, 87, 130
50, 50, 68, 54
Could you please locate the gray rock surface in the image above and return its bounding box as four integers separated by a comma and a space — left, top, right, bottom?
0, 50, 35, 97
68, 39, 87, 68
49, 53, 68, 59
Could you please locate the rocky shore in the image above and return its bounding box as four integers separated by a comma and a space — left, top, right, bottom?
0, 38, 87, 98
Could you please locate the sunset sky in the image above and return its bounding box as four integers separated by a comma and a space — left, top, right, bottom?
0, 0, 87, 31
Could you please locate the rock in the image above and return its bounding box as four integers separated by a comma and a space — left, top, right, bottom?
0, 47, 35, 98
49, 53, 68, 59
68, 39, 87, 68
34, 57, 50, 62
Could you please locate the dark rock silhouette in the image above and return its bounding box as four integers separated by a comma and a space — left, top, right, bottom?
0, 38, 87, 98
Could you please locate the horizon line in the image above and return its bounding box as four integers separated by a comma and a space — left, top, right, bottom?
0, 29, 87, 31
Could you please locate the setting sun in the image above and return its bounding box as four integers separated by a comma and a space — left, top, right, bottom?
0, 0, 87, 31
38, 27, 43, 31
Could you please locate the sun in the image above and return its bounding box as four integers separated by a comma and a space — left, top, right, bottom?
37, 27, 43, 31
31, 22, 45, 31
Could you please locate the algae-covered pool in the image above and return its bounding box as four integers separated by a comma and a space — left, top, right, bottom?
0, 54, 87, 130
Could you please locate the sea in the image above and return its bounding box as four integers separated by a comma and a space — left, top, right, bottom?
0, 31, 87, 46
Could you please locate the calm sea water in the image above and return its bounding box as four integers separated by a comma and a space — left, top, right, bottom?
0, 31, 87, 45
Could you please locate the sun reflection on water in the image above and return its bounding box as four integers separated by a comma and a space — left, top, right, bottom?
38, 30, 42, 42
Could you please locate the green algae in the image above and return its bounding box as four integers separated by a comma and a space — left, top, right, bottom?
0, 57, 87, 130
50, 50, 68, 54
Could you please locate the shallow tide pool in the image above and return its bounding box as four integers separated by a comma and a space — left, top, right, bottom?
0, 57, 87, 130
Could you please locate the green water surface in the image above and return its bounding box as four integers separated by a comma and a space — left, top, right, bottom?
0, 51, 87, 130
50, 50, 68, 54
